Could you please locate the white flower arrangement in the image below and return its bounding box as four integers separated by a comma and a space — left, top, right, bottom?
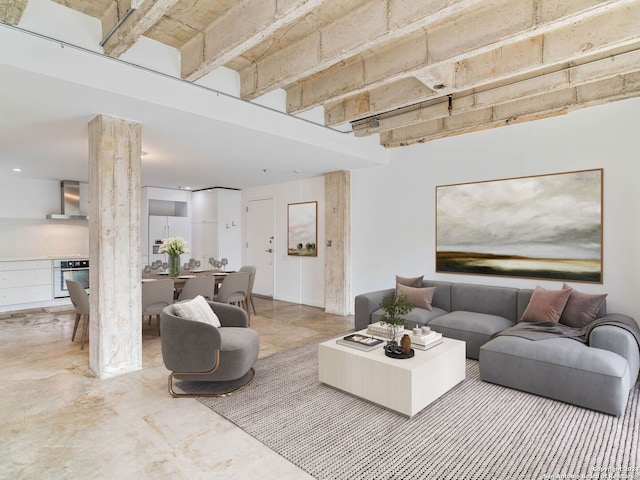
158, 237, 189, 257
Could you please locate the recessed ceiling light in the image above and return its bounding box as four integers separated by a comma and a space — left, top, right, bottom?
294, 169, 301, 173
13, 168, 21, 172
185, 186, 192, 190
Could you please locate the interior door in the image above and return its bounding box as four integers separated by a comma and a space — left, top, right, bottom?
246, 198, 274, 297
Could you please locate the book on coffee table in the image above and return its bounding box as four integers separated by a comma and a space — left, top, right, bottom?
337, 334, 384, 351
411, 339, 443, 351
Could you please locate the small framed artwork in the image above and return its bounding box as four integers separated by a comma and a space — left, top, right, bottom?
288, 201, 318, 256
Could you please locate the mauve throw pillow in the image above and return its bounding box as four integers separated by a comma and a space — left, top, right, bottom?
520, 286, 572, 323
396, 283, 435, 311
559, 283, 607, 328
395, 275, 424, 296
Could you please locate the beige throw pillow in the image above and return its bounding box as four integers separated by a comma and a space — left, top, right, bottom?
173, 295, 221, 327
520, 286, 571, 323
396, 283, 435, 311
559, 283, 607, 328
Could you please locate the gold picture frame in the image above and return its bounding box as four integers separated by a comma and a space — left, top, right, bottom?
436, 169, 603, 283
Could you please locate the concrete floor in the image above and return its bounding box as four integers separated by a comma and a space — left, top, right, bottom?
0, 298, 354, 479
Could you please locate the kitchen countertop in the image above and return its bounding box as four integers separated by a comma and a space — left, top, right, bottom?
0, 255, 88, 262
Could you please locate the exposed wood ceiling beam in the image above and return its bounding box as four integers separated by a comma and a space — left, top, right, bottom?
181, 0, 327, 82
0, 0, 28, 25
380, 72, 640, 147
287, 0, 637, 116
353, 48, 640, 136
239, 0, 487, 101
102, 0, 180, 57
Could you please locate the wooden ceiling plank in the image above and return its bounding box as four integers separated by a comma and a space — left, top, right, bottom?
285, 0, 634, 115
0, 0, 29, 25
182, 0, 326, 82
102, 0, 181, 57
380, 72, 640, 147
356, 50, 640, 136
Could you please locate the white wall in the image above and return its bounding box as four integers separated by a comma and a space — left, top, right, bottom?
243, 177, 325, 307
0, 177, 89, 259
352, 97, 640, 320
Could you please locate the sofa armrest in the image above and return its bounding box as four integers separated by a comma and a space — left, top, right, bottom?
354, 288, 395, 330
589, 318, 640, 382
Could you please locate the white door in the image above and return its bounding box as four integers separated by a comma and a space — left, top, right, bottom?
246, 198, 274, 297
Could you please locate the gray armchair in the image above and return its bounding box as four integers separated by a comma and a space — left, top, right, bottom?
160, 301, 259, 397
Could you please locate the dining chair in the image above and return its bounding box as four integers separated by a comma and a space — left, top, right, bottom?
66, 279, 90, 350
142, 279, 174, 335
212, 272, 250, 316
177, 276, 216, 302
238, 266, 257, 315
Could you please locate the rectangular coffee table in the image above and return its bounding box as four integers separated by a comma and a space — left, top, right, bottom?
319, 330, 465, 417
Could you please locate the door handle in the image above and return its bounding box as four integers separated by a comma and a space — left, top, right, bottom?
265, 248, 273, 253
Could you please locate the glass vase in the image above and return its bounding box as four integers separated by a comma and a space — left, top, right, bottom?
169, 256, 181, 277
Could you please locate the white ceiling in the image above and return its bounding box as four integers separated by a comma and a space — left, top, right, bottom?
0, 1, 386, 190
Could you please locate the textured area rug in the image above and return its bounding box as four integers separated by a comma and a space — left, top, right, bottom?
179, 342, 640, 480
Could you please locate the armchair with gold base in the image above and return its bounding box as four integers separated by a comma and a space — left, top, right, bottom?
160, 299, 259, 398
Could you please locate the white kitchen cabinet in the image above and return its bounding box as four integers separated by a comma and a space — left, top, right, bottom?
192, 221, 219, 266
191, 189, 242, 270
148, 215, 191, 265
0, 260, 52, 306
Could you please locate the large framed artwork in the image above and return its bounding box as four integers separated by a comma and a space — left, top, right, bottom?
288, 201, 318, 257
436, 169, 603, 283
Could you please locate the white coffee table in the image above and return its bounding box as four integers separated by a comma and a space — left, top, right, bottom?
318, 330, 466, 417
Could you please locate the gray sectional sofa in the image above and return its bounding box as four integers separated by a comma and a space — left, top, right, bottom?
354, 280, 640, 416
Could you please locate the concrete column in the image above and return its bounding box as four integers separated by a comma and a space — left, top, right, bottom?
324, 170, 351, 315
88, 114, 142, 379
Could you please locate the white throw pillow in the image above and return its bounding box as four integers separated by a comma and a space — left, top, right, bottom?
172, 295, 221, 327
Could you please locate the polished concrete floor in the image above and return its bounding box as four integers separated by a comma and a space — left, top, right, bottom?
0, 298, 354, 479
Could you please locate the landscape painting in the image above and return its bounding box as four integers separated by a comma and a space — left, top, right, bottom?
288, 201, 318, 257
436, 169, 603, 283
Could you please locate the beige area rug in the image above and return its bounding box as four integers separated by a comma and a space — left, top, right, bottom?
176, 342, 640, 480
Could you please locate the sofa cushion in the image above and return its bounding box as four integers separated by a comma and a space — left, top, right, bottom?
429, 311, 514, 360
560, 284, 608, 328
451, 284, 519, 322
480, 336, 632, 416
520, 286, 571, 323
371, 306, 447, 327
172, 295, 221, 327
396, 284, 436, 310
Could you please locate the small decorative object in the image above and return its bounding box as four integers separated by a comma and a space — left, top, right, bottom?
379, 294, 414, 357
221, 258, 228, 270
421, 326, 431, 335
413, 325, 422, 336
158, 237, 189, 277
400, 334, 412, 354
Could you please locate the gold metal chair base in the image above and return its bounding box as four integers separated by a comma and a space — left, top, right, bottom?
168, 364, 256, 398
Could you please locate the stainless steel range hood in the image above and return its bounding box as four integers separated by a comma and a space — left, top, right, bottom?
46, 180, 88, 220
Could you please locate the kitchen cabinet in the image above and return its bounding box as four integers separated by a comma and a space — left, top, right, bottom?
191, 189, 242, 270
148, 215, 191, 265
0, 260, 52, 306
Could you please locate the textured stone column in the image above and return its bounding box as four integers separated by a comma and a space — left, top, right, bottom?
324, 170, 351, 315
88, 114, 142, 378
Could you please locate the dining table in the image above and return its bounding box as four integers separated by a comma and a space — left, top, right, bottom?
141, 269, 233, 295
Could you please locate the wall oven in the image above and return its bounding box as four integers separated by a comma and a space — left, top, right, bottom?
53, 259, 89, 298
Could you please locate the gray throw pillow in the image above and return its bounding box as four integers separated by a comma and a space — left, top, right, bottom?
559, 283, 607, 328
